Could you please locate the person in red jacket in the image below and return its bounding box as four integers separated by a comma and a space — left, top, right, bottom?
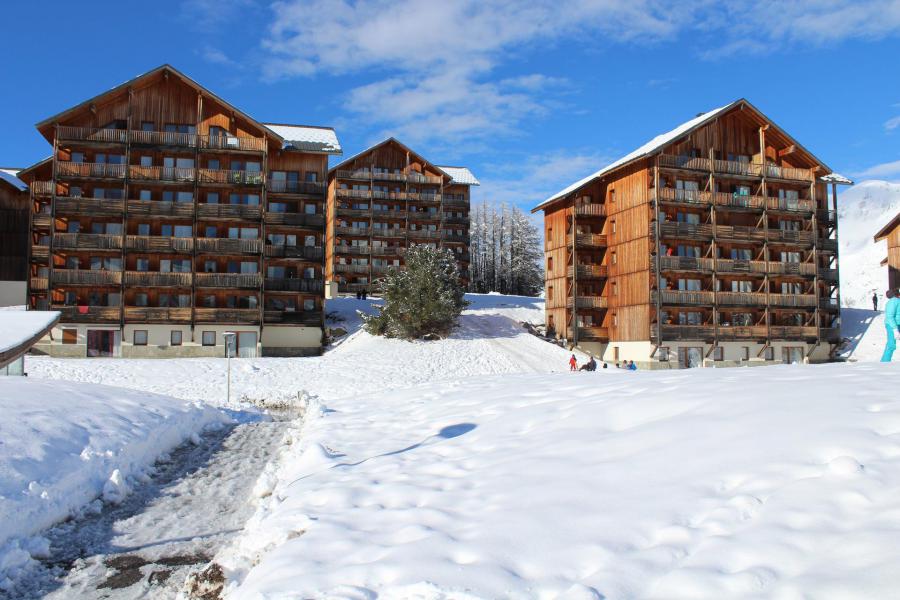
569, 354, 578, 371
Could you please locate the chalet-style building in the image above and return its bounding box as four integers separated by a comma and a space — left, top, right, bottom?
325, 138, 477, 294
0, 168, 29, 306
533, 99, 852, 368
18, 64, 341, 358
875, 214, 900, 292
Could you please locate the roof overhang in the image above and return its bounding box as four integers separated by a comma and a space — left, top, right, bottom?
0, 311, 59, 370
874, 212, 900, 242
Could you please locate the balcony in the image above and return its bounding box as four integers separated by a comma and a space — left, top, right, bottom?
55, 197, 125, 217
715, 325, 768, 341
658, 154, 712, 172
129, 166, 195, 183
712, 259, 762, 275
577, 326, 609, 341
336, 188, 373, 200
575, 204, 607, 217
443, 195, 468, 208
126, 235, 194, 253
57, 162, 126, 180
769, 293, 816, 307
32, 214, 52, 229
770, 325, 818, 339
408, 211, 441, 222
764, 165, 815, 182
655, 290, 715, 305
197, 169, 264, 187
267, 180, 325, 195
338, 282, 372, 293
29, 277, 48, 291
56, 126, 266, 152
53, 233, 123, 250
194, 273, 262, 288
54, 305, 121, 322
124, 271, 192, 287
57, 126, 128, 145
713, 192, 766, 211
126, 200, 194, 218
766, 229, 814, 245
817, 210, 837, 224
820, 238, 838, 252
375, 209, 408, 220
767, 262, 817, 276
716, 291, 767, 306
334, 226, 370, 237
129, 130, 197, 148
820, 327, 842, 342
31, 181, 54, 197
656, 187, 712, 206
334, 169, 443, 184
334, 245, 373, 256
52, 270, 122, 286
442, 233, 470, 244
569, 264, 609, 278
713, 158, 764, 178
442, 215, 469, 224
197, 203, 262, 220
818, 267, 839, 281
194, 308, 259, 323
568, 232, 608, 247
407, 229, 440, 240
198, 134, 266, 152
657, 222, 714, 240
195, 238, 262, 254
335, 264, 369, 274
31, 245, 49, 261
656, 325, 716, 340
264, 212, 324, 228
263, 278, 324, 293
336, 206, 372, 219
124, 307, 192, 322
655, 256, 714, 272
374, 228, 409, 238
264, 245, 324, 260
568, 296, 608, 309
766, 198, 815, 214
372, 246, 405, 256
409, 193, 442, 204
263, 310, 322, 325
715, 225, 767, 243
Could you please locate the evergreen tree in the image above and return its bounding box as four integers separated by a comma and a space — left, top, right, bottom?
363, 246, 469, 340
468, 202, 544, 296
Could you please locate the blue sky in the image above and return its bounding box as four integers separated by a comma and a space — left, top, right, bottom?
2, 0, 899, 212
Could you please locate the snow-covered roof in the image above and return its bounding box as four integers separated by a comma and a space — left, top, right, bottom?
0, 168, 27, 192
0, 310, 59, 368
263, 123, 342, 154
821, 173, 854, 185
438, 166, 480, 186
533, 101, 738, 212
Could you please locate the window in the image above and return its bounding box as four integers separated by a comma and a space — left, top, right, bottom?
613, 346, 620, 361
134, 330, 148, 346
609, 189, 615, 202
305, 171, 318, 182
712, 346, 724, 361
611, 251, 617, 265
170, 330, 183, 346
611, 219, 616, 234
134, 293, 148, 307
304, 203, 317, 214
202, 331, 216, 346
141, 122, 154, 131
303, 298, 316, 311
139, 190, 152, 201
62, 329, 77, 344
135, 258, 149, 271
658, 347, 670, 361
547, 257, 553, 271
741, 346, 750, 361
140, 156, 152, 167
764, 347, 775, 361
547, 286, 553, 301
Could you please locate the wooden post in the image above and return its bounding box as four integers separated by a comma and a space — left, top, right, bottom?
760, 125, 770, 349
653, 158, 663, 350
191, 93, 202, 334
571, 195, 578, 346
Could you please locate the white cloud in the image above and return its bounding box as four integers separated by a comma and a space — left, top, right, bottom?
886, 115, 900, 131
855, 159, 900, 179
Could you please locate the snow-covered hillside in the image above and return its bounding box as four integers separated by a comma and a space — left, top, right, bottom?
220, 363, 900, 599
838, 180, 900, 307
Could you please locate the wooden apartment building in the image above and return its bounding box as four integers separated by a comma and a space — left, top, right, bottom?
19, 65, 341, 358
533, 99, 851, 368
325, 138, 477, 294
0, 168, 29, 306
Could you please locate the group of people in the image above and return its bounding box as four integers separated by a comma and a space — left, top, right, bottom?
355, 290, 369, 300
882, 288, 900, 362
568, 354, 637, 371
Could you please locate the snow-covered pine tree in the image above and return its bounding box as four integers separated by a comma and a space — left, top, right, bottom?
362, 246, 469, 340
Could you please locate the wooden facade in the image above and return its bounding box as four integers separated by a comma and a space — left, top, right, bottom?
0, 171, 29, 287
325, 138, 475, 293
535, 99, 848, 367
875, 214, 900, 291
18, 64, 340, 356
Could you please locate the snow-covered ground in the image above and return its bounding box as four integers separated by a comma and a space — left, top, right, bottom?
838, 180, 900, 308
0, 378, 227, 591
222, 363, 900, 599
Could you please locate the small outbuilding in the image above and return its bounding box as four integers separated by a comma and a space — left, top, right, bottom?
0, 310, 60, 375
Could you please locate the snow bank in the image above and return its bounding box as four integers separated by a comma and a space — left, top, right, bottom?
839, 180, 900, 308
0, 378, 228, 588
0, 311, 57, 355
222, 363, 900, 599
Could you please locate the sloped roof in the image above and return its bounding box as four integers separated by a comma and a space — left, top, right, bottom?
821, 173, 854, 185
328, 137, 451, 181
0, 310, 59, 369
438, 166, 479, 186
532, 98, 833, 213
15, 157, 52, 181
263, 123, 342, 154
0, 169, 27, 192
874, 212, 900, 242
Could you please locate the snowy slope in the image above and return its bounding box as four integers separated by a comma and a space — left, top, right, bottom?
222, 364, 900, 599
838, 180, 900, 308
0, 378, 228, 589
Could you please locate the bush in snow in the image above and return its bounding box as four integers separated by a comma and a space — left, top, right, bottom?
362, 246, 469, 340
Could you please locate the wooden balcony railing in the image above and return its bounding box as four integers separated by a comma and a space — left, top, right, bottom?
128, 166, 196, 183
124, 307, 192, 322
713, 192, 766, 210
820, 298, 840, 310
29, 277, 48, 291
56, 126, 266, 152
263, 278, 324, 293
32, 214, 52, 229
198, 134, 266, 152
657, 222, 714, 240
714, 159, 763, 177
194, 308, 260, 323
407, 229, 439, 239
264, 212, 325, 228
31, 245, 49, 261
577, 326, 610, 341
336, 188, 373, 199
764, 164, 815, 182
655, 290, 715, 305
568, 296, 608, 309
820, 238, 838, 252
714, 259, 768, 274
766, 229, 814, 245
52, 270, 122, 286
575, 204, 607, 217
195, 238, 262, 254
569, 264, 609, 278
715, 225, 767, 242
338, 282, 373, 293
443, 196, 469, 207
334, 245, 372, 256
30, 181, 54, 196
53, 233, 123, 250
373, 228, 409, 238
263, 310, 322, 325
57, 162, 126, 179
768, 293, 816, 307
54, 197, 125, 217
124, 271, 192, 287
769, 325, 818, 339
371, 246, 405, 256
336, 206, 372, 218
716, 291, 767, 306
264, 245, 324, 260
820, 327, 842, 341
197, 203, 262, 220
126, 235, 194, 253
130, 130, 197, 147
656, 187, 712, 206
658, 154, 712, 172
197, 169, 264, 186
569, 232, 608, 247
126, 200, 194, 218
408, 211, 441, 221
766, 198, 815, 213
656, 256, 715, 272
715, 325, 768, 340
267, 180, 325, 194
57, 126, 127, 144
657, 325, 716, 340
442, 215, 469, 224
194, 273, 262, 288
54, 305, 121, 322
335, 264, 370, 273
767, 262, 817, 276
335, 226, 370, 237
375, 209, 408, 219
818, 268, 839, 280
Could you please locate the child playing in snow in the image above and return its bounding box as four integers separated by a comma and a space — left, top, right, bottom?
569, 354, 578, 371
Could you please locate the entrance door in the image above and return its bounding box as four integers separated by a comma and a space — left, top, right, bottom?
237, 332, 258, 358
87, 330, 118, 357
782, 347, 804, 364
678, 347, 703, 368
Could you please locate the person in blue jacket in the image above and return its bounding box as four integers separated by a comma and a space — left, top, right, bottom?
881, 289, 900, 362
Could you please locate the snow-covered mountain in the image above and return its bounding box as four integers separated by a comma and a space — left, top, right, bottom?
838, 180, 900, 308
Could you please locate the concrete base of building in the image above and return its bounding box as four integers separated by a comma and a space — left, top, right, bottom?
0, 281, 26, 308
574, 339, 836, 369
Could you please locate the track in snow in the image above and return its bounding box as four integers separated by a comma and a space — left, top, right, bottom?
5, 413, 296, 600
